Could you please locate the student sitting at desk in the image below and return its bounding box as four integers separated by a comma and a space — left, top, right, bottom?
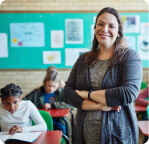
0, 83, 47, 134
23, 66, 73, 135
35, 66, 65, 89
135, 86, 149, 106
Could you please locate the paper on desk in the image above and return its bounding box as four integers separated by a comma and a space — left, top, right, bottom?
0, 139, 5, 144
0, 132, 10, 143
0, 132, 42, 143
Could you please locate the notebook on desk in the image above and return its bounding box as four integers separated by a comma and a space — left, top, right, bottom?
0, 132, 42, 143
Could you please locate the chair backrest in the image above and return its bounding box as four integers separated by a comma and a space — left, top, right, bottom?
140, 82, 148, 89
32, 110, 53, 131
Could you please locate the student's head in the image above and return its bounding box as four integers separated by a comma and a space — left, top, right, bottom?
0, 83, 22, 113
43, 68, 60, 94
94, 7, 123, 49
46, 66, 58, 74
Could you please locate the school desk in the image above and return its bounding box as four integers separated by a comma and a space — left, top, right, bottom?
134, 104, 147, 120
5, 131, 62, 144
134, 104, 147, 112
39, 108, 70, 117
39, 108, 74, 143
138, 121, 149, 137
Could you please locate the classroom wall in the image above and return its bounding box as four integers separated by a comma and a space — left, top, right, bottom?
0, 0, 148, 97
0, 68, 148, 97
0, 0, 148, 11
0, 69, 72, 97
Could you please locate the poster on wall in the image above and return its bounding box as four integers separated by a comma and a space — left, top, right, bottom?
93, 16, 96, 23
0, 33, 8, 57
137, 35, 149, 60
140, 22, 149, 35
91, 24, 95, 42
10, 23, 45, 47
65, 48, 89, 66
65, 19, 83, 44
122, 15, 140, 33
124, 36, 136, 50
51, 30, 64, 48
43, 51, 61, 64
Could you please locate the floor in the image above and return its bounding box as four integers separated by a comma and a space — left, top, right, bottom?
139, 131, 145, 144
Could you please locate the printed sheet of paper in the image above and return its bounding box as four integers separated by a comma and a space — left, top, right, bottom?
43, 51, 61, 64
51, 30, 64, 48
0, 33, 8, 57
65, 19, 83, 44
137, 35, 149, 60
10, 23, 45, 47
0, 139, 4, 144
124, 36, 136, 50
0, 132, 41, 143
122, 15, 140, 33
93, 16, 96, 23
0, 132, 10, 143
91, 24, 95, 41
65, 48, 89, 66
140, 22, 149, 35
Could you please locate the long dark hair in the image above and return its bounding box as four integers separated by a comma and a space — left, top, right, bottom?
84, 7, 127, 67
0, 83, 22, 101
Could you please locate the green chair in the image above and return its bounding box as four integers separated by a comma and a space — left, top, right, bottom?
32, 110, 69, 144
32, 110, 53, 130
140, 81, 148, 90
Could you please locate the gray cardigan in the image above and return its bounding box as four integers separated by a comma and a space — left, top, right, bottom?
62, 48, 142, 144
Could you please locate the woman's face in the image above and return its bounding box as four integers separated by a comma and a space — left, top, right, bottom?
2, 96, 22, 113
45, 80, 59, 94
95, 12, 119, 49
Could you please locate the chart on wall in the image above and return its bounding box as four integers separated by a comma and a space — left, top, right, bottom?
0, 12, 148, 69
10, 23, 45, 47
0, 33, 8, 57
121, 13, 149, 67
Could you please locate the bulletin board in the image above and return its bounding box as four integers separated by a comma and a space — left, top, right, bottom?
0, 12, 148, 69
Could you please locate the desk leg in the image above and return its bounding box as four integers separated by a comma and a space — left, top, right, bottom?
61, 117, 69, 138
137, 112, 147, 120
70, 110, 74, 144
62, 134, 70, 144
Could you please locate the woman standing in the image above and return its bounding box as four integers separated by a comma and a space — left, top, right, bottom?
63, 7, 142, 144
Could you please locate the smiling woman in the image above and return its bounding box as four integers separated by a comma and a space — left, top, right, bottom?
62, 7, 142, 144
95, 13, 119, 50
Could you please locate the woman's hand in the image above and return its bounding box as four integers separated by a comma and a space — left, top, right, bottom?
102, 106, 121, 112
9, 125, 23, 134
75, 90, 89, 99
76, 90, 121, 112
111, 106, 121, 112
43, 103, 51, 110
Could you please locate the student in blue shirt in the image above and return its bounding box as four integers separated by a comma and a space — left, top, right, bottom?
24, 66, 73, 134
